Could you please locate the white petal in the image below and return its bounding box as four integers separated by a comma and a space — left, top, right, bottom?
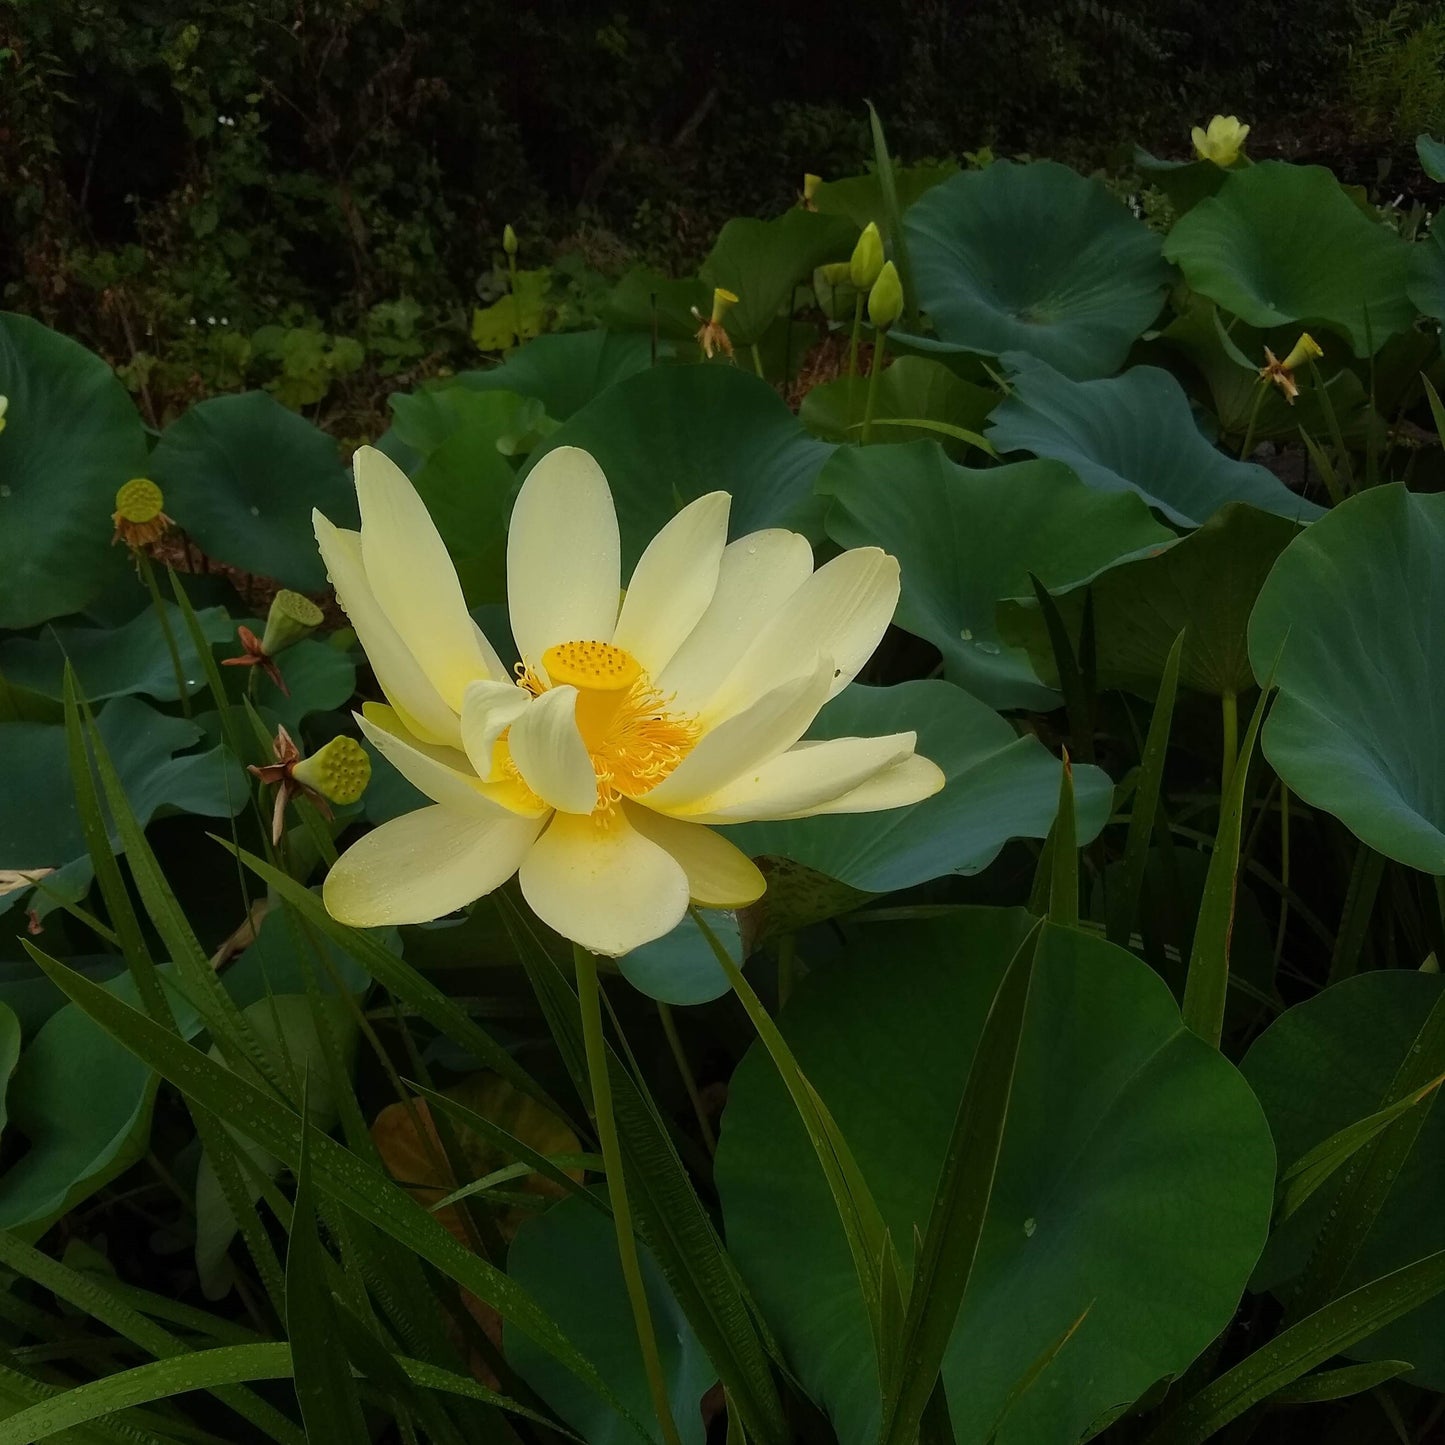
506, 686, 598, 815
672, 733, 919, 823
612, 492, 730, 675
519, 809, 689, 956
641, 656, 834, 812
324, 806, 543, 927
471, 620, 510, 682
508, 447, 621, 668
705, 548, 900, 723
657, 528, 814, 715
356, 706, 501, 816
353, 446, 494, 711
792, 752, 945, 816
314, 512, 461, 749
625, 802, 764, 907
460, 680, 530, 780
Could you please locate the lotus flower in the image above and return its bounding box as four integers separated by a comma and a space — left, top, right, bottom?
314, 446, 943, 956
1191, 114, 1249, 167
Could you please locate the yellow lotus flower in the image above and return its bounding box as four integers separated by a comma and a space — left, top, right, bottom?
1191, 115, 1249, 167
314, 447, 944, 956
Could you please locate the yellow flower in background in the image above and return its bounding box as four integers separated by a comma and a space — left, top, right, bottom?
1191, 114, 1250, 167
315, 446, 943, 956
800, 172, 822, 209
1259, 332, 1323, 404
692, 286, 738, 360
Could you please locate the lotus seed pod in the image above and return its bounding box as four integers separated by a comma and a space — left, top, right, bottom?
261, 589, 324, 656
292, 736, 371, 806
111, 478, 172, 549
849, 222, 885, 290
1281, 333, 1324, 372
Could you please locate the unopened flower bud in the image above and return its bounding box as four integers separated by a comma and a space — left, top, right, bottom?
801, 173, 822, 209
291, 736, 371, 807
850, 222, 885, 290
503, 224, 518, 257
260, 589, 324, 657
868, 261, 903, 330
818, 262, 852, 286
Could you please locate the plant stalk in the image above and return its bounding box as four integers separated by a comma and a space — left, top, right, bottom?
1238, 382, 1266, 462
1220, 689, 1238, 792
847, 293, 864, 379
573, 945, 683, 1445
657, 1001, 716, 1156
861, 334, 887, 445
137, 552, 191, 717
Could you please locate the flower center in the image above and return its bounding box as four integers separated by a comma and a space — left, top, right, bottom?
526, 640, 699, 813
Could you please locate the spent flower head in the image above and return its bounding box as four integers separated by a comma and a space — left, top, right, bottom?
1259, 333, 1324, 404
692, 287, 739, 360
111, 478, 172, 551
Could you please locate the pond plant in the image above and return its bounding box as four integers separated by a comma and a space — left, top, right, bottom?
1, 111, 1445, 1445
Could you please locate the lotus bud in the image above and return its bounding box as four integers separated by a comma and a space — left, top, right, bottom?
0, 395, 8, 434
111, 478, 173, 549
503, 224, 519, 257
261, 589, 324, 657
868, 261, 903, 330
850, 222, 885, 290
291, 736, 371, 807
1191, 115, 1250, 167
819, 262, 852, 286
801, 172, 822, 209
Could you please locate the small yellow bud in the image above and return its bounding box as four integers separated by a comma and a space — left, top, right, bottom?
850, 222, 885, 290
710, 287, 738, 326
1191, 115, 1250, 167
291, 736, 371, 807
1280, 333, 1324, 372
260, 589, 324, 657
503, 224, 518, 257
867, 261, 903, 330
800, 172, 823, 210
111, 478, 173, 549
0, 395, 8, 435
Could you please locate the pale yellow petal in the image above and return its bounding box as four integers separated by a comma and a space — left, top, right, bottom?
460, 679, 530, 780
506, 685, 598, 815
518, 808, 690, 956
704, 547, 900, 723
352, 446, 494, 711
314, 512, 461, 749
625, 802, 764, 907
324, 805, 543, 927
791, 752, 945, 816
507, 447, 621, 669
356, 707, 497, 816
642, 656, 834, 812
612, 492, 730, 675
656, 528, 814, 715
671, 732, 918, 823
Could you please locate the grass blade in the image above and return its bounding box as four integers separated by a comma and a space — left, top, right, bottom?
878, 920, 1043, 1445
1144, 1249, 1445, 1444
1181, 683, 1270, 1047
1267, 1358, 1412, 1405
865, 101, 917, 327
1107, 631, 1184, 948
1048, 753, 1078, 926
853, 418, 999, 456
1028, 574, 1094, 764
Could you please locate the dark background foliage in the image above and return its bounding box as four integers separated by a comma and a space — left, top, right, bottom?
0, 0, 1426, 429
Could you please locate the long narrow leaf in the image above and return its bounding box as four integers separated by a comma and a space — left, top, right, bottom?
865, 102, 917, 326
879, 921, 1043, 1445
21, 943, 653, 1442
1144, 1249, 1445, 1444
1028, 575, 1094, 764
1267, 1358, 1412, 1405
1181, 683, 1271, 1046
1048, 755, 1078, 926
1107, 632, 1185, 948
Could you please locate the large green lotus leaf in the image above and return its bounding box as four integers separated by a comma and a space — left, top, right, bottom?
0, 696, 247, 920
149, 391, 353, 592
0, 971, 201, 1237
263, 637, 358, 736
387, 387, 550, 464
453, 330, 658, 420
0, 957, 122, 1040
799, 356, 997, 453
0, 603, 232, 705
1419, 134, 1445, 182
0, 312, 149, 629
600, 270, 709, 344
1407, 224, 1445, 320
715, 911, 1276, 1445
903, 161, 1171, 380
1154, 297, 1374, 446
0, 1002, 20, 1139
1132, 146, 1229, 214
988, 355, 1324, 528
814, 161, 958, 233
1248, 485, 1445, 872
999, 504, 1303, 700
1241, 970, 1445, 1386
532, 365, 834, 569
507, 1189, 715, 1445
820, 441, 1175, 708
700, 209, 859, 347
616, 910, 742, 1007
1161, 163, 1415, 355
722, 682, 1113, 892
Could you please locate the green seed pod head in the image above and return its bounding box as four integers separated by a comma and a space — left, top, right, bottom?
261, 589, 324, 656
114, 478, 166, 525
292, 736, 371, 806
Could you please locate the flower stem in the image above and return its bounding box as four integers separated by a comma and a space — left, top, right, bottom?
1221, 688, 1238, 792
657, 1001, 715, 1156
137, 552, 191, 718
861, 332, 887, 445
749, 342, 764, 380
847, 293, 864, 379
1238, 382, 1266, 461
573, 945, 682, 1445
